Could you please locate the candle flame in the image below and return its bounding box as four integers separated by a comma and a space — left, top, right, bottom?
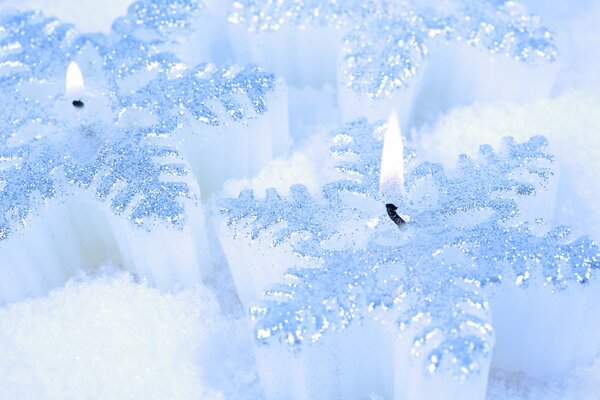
66, 61, 85, 97
379, 112, 405, 201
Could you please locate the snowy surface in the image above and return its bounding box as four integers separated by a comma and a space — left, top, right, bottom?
0, 0, 600, 399
0, 270, 598, 400
0, 270, 260, 400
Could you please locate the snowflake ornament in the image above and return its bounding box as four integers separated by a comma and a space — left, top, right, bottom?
0, 0, 279, 239
229, 0, 557, 98
219, 119, 600, 396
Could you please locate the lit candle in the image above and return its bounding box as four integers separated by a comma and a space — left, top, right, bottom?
379, 112, 406, 227
218, 118, 600, 400
61, 60, 101, 140
66, 61, 85, 108
0, 2, 289, 307
61, 60, 113, 137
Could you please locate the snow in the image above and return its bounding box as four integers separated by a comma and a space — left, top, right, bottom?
1, 271, 599, 400
0, 269, 259, 400
0, 276, 598, 400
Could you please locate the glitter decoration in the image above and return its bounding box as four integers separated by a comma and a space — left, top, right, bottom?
230, 0, 557, 99
0, 1, 278, 239
220, 120, 600, 380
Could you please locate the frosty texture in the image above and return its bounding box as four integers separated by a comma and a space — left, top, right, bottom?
112, 0, 201, 41
0, 1, 278, 238
220, 120, 600, 380
230, 0, 556, 98
0, 271, 258, 399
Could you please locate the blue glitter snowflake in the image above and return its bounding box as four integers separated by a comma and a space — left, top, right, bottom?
0, 0, 278, 239
220, 120, 600, 380
229, 0, 556, 98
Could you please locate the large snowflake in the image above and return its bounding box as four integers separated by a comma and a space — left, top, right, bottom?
229, 0, 557, 98
220, 119, 600, 383
0, 0, 278, 239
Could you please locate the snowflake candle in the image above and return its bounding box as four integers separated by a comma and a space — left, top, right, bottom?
217, 119, 600, 400
227, 0, 559, 130
0, 0, 289, 303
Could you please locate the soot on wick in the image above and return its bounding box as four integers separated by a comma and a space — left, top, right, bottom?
72, 99, 84, 108
386, 203, 406, 228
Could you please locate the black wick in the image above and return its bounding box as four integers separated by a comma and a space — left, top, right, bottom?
386, 203, 406, 228
72, 100, 85, 108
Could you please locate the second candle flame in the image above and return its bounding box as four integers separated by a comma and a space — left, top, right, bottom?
379, 112, 405, 201
66, 61, 85, 98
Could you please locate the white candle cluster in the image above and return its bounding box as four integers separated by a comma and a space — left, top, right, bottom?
0, 1, 600, 400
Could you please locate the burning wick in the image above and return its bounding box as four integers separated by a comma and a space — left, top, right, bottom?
386, 203, 406, 227
379, 112, 407, 228
66, 61, 85, 109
